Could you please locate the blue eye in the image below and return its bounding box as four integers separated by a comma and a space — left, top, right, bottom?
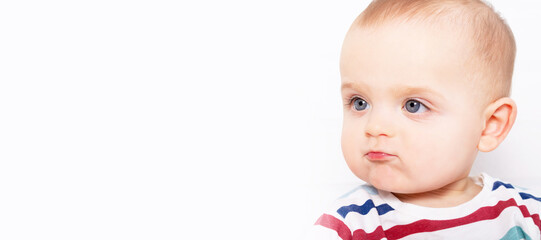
404, 99, 428, 113
352, 98, 369, 111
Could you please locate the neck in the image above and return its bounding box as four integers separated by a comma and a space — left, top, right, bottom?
392, 177, 482, 208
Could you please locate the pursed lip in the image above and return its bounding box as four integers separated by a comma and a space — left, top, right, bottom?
365, 151, 397, 162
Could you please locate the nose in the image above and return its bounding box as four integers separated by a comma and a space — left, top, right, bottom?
364, 109, 395, 138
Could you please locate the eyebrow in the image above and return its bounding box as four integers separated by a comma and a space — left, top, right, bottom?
341, 82, 364, 92
341, 81, 446, 101
398, 87, 446, 102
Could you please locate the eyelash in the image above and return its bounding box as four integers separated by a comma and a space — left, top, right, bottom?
345, 96, 431, 113
344, 96, 358, 108
344, 96, 356, 107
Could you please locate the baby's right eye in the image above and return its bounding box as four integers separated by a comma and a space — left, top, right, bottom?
352, 97, 369, 111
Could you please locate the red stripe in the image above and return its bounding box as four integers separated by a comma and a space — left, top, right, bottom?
352, 226, 385, 240
315, 214, 352, 240
382, 198, 540, 240
517, 205, 541, 231
317, 198, 541, 240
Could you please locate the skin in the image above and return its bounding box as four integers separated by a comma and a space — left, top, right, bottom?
340, 21, 515, 208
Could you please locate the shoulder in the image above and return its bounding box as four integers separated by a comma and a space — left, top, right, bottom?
483, 174, 541, 237
309, 184, 392, 240
486, 174, 541, 201
484, 173, 541, 212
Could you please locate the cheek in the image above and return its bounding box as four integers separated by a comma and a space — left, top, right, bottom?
341, 119, 367, 176
435, 116, 481, 155
341, 115, 361, 144
341, 122, 358, 158
405, 118, 480, 172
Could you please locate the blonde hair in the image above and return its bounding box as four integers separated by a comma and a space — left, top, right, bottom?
353, 0, 516, 100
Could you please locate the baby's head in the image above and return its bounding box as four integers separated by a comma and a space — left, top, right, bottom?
340, 0, 517, 195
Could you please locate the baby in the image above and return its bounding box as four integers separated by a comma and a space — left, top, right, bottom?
311, 0, 541, 239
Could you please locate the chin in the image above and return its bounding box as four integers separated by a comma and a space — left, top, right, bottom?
365, 177, 396, 192
367, 177, 421, 194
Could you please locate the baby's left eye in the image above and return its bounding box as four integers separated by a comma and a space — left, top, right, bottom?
404, 100, 428, 113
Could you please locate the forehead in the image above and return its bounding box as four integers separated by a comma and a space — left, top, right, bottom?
340, 22, 474, 93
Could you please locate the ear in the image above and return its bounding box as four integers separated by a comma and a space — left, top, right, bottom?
478, 97, 517, 152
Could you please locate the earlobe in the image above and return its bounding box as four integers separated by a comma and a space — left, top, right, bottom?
477, 97, 517, 152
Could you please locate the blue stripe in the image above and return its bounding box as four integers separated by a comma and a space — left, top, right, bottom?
500, 226, 531, 240
361, 185, 378, 195
492, 181, 515, 191
337, 199, 394, 218
339, 186, 362, 199
520, 192, 541, 203
339, 185, 378, 199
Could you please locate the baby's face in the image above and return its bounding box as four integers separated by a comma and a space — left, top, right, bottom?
340, 22, 487, 194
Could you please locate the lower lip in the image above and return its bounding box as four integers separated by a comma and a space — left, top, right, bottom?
366, 152, 396, 161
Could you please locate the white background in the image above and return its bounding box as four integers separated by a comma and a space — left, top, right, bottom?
0, 0, 539, 239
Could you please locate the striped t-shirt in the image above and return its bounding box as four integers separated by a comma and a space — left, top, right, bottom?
310, 173, 541, 240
